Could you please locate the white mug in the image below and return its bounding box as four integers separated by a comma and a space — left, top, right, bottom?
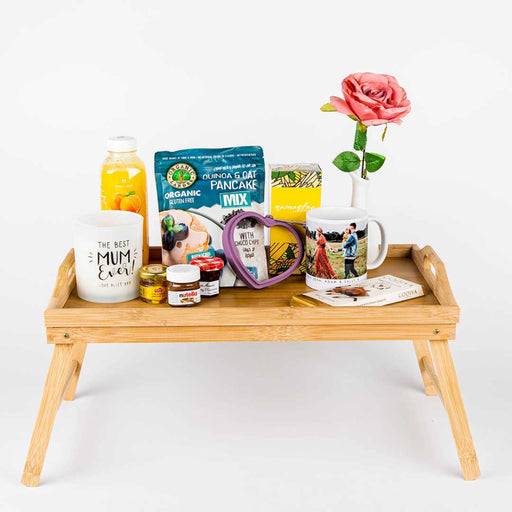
74, 211, 143, 303
305, 206, 387, 290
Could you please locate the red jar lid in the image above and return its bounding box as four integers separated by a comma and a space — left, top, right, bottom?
189, 256, 224, 271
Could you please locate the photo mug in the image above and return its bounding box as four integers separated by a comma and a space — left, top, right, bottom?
74, 210, 143, 303
305, 206, 387, 290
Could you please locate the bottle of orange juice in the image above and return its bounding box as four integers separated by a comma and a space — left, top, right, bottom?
101, 136, 149, 264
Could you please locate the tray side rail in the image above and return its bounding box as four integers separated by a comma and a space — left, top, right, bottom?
47, 249, 76, 310
411, 245, 458, 307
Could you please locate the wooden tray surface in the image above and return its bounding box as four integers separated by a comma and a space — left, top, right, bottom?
44, 244, 459, 343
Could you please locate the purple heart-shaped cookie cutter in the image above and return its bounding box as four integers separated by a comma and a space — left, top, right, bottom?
187, 209, 305, 289
222, 211, 304, 289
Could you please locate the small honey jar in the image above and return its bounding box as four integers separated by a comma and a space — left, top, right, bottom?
138, 264, 168, 304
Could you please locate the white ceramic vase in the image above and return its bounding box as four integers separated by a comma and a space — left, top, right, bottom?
349, 171, 370, 209
349, 171, 380, 261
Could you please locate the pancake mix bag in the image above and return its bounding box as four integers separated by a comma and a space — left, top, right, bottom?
154, 146, 268, 286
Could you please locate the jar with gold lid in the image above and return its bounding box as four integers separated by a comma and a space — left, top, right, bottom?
138, 264, 168, 304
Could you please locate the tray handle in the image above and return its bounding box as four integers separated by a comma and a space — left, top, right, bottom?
411, 245, 457, 306
47, 249, 76, 309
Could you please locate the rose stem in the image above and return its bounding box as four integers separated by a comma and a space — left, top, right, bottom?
361, 149, 367, 179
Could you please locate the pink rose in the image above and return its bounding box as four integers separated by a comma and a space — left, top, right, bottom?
330, 72, 411, 126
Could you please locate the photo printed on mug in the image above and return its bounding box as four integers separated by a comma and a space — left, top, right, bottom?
305, 217, 368, 289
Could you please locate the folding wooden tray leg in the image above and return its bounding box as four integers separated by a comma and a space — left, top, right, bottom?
64, 343, 87, 401
429, 339, 480, 480
21, 344, 80, 487
412, 340, 436, 396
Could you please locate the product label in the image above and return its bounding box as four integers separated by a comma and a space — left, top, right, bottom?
186, 249, 216, 262
140, 285, 166, 301
168, 289, 201, 306
199, 280, 219, 296
220, 191, 252, 208
166, 162, 197, 189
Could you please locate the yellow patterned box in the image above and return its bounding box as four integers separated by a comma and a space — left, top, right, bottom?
269, 163, 322, 275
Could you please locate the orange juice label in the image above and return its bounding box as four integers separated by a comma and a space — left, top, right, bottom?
101, 153, 148, 264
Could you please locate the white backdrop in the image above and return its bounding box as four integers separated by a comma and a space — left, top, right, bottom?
1, 1, 511, 510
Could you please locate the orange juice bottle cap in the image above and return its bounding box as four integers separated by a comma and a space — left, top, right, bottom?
107, 136, 137, 153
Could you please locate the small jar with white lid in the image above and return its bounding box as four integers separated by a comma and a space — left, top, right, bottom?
165, 264, 201, 307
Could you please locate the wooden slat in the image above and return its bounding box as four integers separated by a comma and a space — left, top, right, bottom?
63, 342, 87, 401
420, 355, 444, 402
385, 244, 413, 258
47, 249, 76, 310
47, 323, 456, 344
45, 304, 459, 328
413, 340, 437, 396
411, 245, 457, 306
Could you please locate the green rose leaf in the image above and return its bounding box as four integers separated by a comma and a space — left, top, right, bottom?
320, 102, 337, 112
333, 151, 361, 172
365, 152, 386, 173
353, 122, 367, 151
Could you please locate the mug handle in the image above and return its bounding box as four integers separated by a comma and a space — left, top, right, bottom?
367, 216, 388, 270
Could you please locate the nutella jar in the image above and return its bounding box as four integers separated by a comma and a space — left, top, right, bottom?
190, 257, 224, 297
165, 264, 201, 307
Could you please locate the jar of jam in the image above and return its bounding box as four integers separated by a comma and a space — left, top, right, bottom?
165, 264, 201, 307
139, 264, 167, 304
189, 257, 224, 297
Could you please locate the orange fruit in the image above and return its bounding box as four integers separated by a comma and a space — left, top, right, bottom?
110, 193, 123, 210
120, 193, 141, 213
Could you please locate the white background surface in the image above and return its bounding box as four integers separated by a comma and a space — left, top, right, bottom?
1, 0, 511, 510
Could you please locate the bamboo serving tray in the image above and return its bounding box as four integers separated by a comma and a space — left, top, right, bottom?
22, 244, 480, 486
45, 244, 459, 344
